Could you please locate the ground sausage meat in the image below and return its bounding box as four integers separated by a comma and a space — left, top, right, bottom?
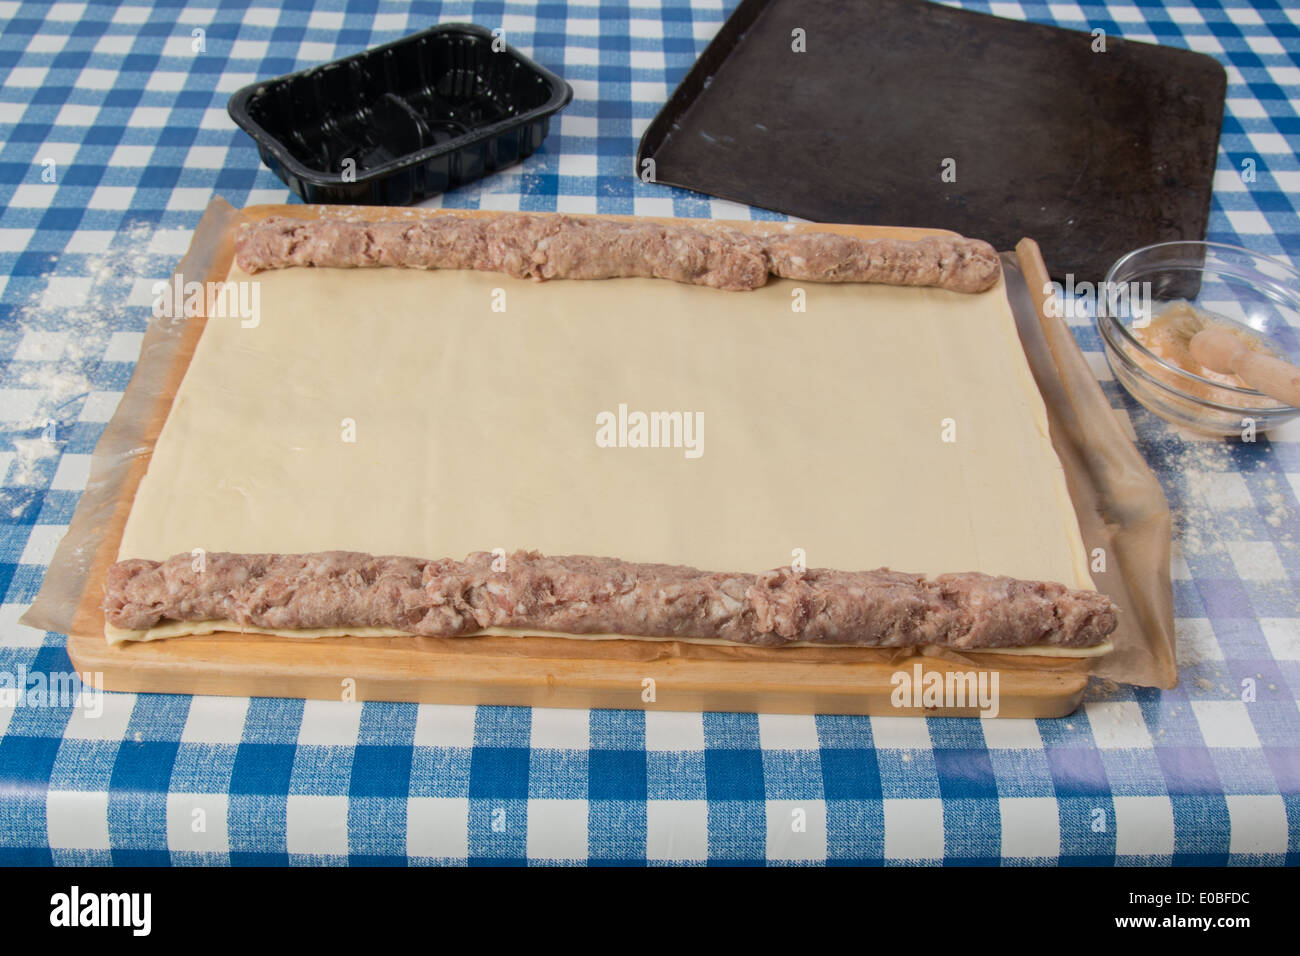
105, 550, 1116, 649
233, 214, 1002, 294
763, 232, 1003, 295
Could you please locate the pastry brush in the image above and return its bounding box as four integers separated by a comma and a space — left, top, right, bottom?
1159, 303, 1300, 407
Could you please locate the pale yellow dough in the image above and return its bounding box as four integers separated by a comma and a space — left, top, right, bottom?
111, 263, 1100, 653
103, 621, 1112, 657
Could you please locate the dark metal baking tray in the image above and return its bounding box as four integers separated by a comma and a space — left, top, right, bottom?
229, 23, 572, 205
637, 0, 1226, 282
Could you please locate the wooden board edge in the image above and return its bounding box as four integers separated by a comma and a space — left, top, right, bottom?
67, 632, 1088, 718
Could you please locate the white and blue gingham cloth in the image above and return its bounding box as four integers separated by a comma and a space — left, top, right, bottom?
0, 0, 1297, 865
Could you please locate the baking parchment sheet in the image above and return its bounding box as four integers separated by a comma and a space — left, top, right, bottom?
22, 199, 1177, 688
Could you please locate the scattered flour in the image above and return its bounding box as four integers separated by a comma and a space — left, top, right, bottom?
1152, 427, 1295, 558
3, 221, 158, 497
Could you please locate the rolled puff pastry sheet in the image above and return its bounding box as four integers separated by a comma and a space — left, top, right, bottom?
108, 263, 1100, 651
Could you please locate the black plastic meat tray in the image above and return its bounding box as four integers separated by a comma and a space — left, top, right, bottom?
636, 0, 1226, 282
228, 23, 572, 205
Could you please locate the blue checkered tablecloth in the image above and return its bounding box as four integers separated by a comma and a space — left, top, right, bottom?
0, 0, 1297, 866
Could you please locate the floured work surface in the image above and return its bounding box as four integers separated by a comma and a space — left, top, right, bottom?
62, 206, 1166, 717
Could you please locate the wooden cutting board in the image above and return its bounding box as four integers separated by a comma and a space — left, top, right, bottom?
63, 204, 1145, 718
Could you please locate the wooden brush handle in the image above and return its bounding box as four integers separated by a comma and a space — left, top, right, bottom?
1191, 327, 1300, 407
1232, 349, 1300, 407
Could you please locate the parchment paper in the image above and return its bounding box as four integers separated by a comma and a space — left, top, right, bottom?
23, 199, 1177, 688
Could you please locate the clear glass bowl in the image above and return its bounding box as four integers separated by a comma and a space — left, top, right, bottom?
1098, 241, 1300, 437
